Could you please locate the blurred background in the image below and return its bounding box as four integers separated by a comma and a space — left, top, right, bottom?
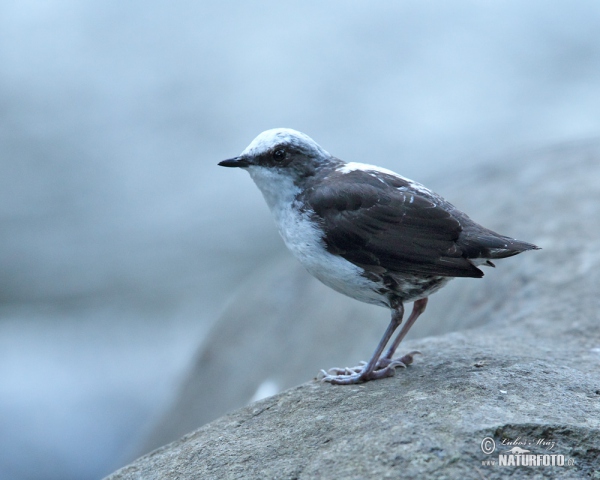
1, 1, 600, 479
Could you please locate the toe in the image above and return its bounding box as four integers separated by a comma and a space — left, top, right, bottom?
398, 350, 421, 366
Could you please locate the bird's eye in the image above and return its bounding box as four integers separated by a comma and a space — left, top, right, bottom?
272, 149, 286, 162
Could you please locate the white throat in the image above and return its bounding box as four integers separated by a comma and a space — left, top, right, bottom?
247, 166, 300, 223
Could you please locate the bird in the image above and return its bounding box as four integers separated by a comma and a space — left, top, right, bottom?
218, 128, 539, 385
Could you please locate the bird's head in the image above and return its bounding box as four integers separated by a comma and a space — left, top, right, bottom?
219, 128, 333, 184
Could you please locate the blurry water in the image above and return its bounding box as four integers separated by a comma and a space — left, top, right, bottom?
1, 1, 600, 478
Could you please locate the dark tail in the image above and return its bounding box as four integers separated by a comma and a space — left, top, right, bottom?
459, 230, 541, 261
486, 236, 540, 259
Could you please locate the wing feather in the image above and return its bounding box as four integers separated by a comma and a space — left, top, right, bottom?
303, 170, 484, 278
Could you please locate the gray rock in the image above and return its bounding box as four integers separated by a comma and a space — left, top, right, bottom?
111, 141, 600, 478
110, 353, 599, 479
138, 242, 494, 454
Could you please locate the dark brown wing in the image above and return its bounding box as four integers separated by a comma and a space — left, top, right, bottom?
303, 170, 484, 278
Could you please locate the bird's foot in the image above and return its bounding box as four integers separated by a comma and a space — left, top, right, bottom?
320, 361, 400, 385
376, 350, 421, 369
319, 351, 421, 385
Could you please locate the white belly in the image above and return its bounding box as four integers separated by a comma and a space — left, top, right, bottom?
276, 205, 388, 307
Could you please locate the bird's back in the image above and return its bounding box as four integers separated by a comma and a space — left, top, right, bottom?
300, 163, 539, 280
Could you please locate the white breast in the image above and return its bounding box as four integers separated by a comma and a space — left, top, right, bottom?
247, 165, 387, 307
279, 207, 388, 307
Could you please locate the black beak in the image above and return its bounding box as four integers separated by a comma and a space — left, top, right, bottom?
218, 156, 251, 168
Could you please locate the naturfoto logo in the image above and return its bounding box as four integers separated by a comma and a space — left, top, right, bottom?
479, 436, 575, 468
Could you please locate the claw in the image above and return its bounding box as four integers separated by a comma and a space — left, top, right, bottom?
388, 360, 407, 369
398, 350, 422, 366
377, 350, 422, 369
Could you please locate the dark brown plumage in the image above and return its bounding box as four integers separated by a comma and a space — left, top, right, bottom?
301, 168, 537, 283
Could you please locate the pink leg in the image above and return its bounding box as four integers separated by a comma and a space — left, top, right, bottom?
377, 297, 428, 368
321, 303, 405, 385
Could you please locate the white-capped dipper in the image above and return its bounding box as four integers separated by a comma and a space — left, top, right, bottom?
219, 128, 540, 385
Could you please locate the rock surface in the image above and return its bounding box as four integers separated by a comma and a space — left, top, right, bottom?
138, 253, 502, 454
109, 141, 600, 479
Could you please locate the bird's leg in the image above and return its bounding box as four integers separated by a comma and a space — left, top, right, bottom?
377, 297, 428, 369
320, 303, 405, 385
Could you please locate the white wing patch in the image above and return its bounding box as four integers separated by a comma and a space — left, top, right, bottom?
337, 162, 399, 177
336, 162, 433, 195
